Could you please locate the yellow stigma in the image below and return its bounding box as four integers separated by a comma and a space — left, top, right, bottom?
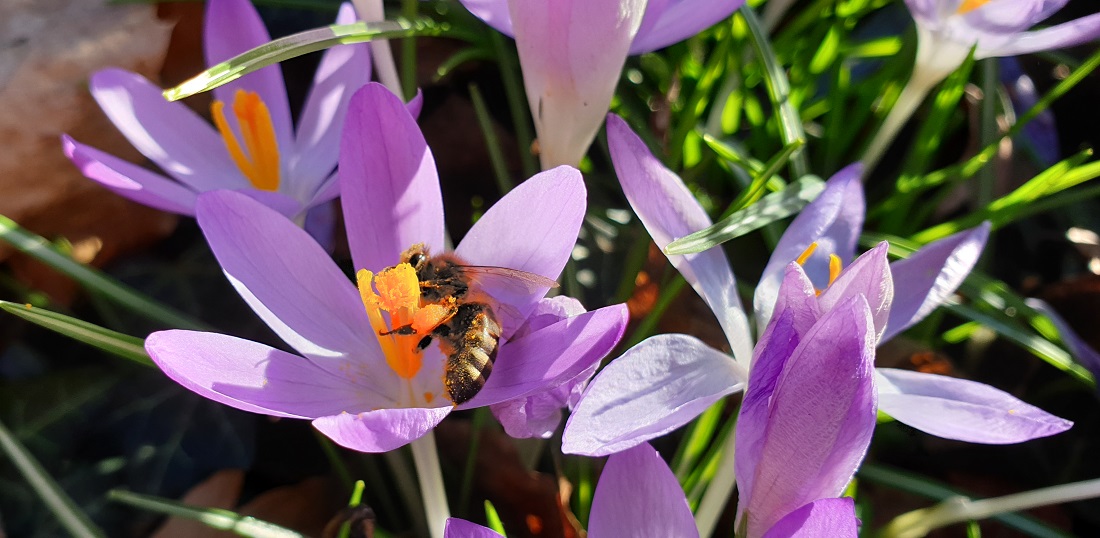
357, 265, 425, 380
956, 0, 990, 14
828, 254, 843, 287
795, 242, 818, 266
211, 89, 282, 192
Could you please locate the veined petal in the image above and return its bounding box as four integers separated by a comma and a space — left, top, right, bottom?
877, 368, 1072, 444
510, 0, 646, 168
980, 13, 1100, 57
146, 330, 393, 418
455, 166, 586, 332
340, 83, 445, 272
461, 304, 628, 409
737, 295, 876, 537
883, 223, 989, 342
607, 114, 753, 366
629, 0, 742, 54
756, 164, 864, 331
312, 406, 452, 453
290, 2, 372, 200
563, 334, 746, 457
444, 519, 503, 538
588, 443, 699, 538
1026, 298, 1100, 376
761, 498, 858, 538
195, 191, 391, 393
62, 135, 198, 215
204, 0, 294, 148
819, 242, 893, 342
89, 69, 244, 192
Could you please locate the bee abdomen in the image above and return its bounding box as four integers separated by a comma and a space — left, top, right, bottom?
443, 305, 502, 405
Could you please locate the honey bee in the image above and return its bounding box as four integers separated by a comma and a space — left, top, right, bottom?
382, 243, 559, 405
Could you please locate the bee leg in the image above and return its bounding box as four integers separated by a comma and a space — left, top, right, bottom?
379, 324, 417, 336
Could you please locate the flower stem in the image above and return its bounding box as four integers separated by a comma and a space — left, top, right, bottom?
862, 73, 936, 174
410, 430, 451, 538
353, 0, 404, 97
693, 428, 737, 538
881, 477, 1100, 538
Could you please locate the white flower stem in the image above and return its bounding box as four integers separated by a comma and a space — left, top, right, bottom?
410, 430, 451, 538
862, 72, 937, 174
352, 0, 404, 97
762, 0, 797, 32
694, 430, 738, 538
882, 477, 1100, 538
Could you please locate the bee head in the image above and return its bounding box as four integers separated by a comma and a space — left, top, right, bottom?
401, 243, 431, 272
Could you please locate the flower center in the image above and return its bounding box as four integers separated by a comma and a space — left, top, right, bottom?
796, 242, 842, 295
211, 89, 282, 192
357, 264, 426, 379
955, 0, 989, 15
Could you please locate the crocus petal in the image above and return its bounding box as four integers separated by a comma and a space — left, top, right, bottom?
761, 498, 858, 538
877, 368, 1072, 443
563, 334, 747, 457
290, 2, 372, 200
961, 0, 1051, 33
607, 114, 753, 365
756, 163, 864, 330
510, 0, 646, 168
882, 223, 989, 342
62, 136, 198, 215
88, 69, 244, 192
456, 0, 514, 35
588, 443, 699, 538
818, 242, 893, 342
146, 330, 392, 418
980, 13, 1100, 57
455, 166, 585, 331
340, 83, 445, 272
629, 0, 742, 54
195, 191, 389, 388
312, 406, 452, 453
444, 519, 503, 538
1026, 298, 1100, 376
204, 0, 294, 147
903, 0, 939, 23
461, 304, 628, 409
737, 295, 876, 536
491, 360, 596, 439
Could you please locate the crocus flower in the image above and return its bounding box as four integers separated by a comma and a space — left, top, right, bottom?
734, 263, 875, 537
444, 442, 700, 538
62, 0, 376, 229
1026, 298, 1100, 380
866, 0, 1100, 168
563, 115, 1071, 457
144, 84, 627, 453
457, 0, 742, 168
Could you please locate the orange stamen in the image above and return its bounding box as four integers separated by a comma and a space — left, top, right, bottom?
357, 266, 425, 380
956, 0, 989, 14
795, 242, 818, 266
828, 254, 843, 287
210, 89, 281, 192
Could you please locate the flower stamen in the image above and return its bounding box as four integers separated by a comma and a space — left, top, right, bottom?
357, 265, 425, 380
795, 242, 818, 266
956, 0, 990, 15
211, 89, 282, 192
828, 254, 843, 287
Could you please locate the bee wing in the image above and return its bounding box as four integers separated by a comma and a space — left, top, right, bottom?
454, 266, 560, 295
456, 266, 559, 336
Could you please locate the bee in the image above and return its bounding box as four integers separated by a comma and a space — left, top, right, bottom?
382, 243, 558, 405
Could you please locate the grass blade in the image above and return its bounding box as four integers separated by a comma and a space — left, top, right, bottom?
0, 301, 152, 367
0, 418, 106, 538
109, 489, 304, 538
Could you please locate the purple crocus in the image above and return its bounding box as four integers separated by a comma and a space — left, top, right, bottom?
62, 0, 375, 227
562, 114, 1071, 457
143, 84, 628, 453
867, 0, 1100, 167
456, 0, 743, 168
734, 263, 875, 537
444, 442, 700, 538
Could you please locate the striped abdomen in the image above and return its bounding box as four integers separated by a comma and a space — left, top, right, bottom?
442, 303, 502, 405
